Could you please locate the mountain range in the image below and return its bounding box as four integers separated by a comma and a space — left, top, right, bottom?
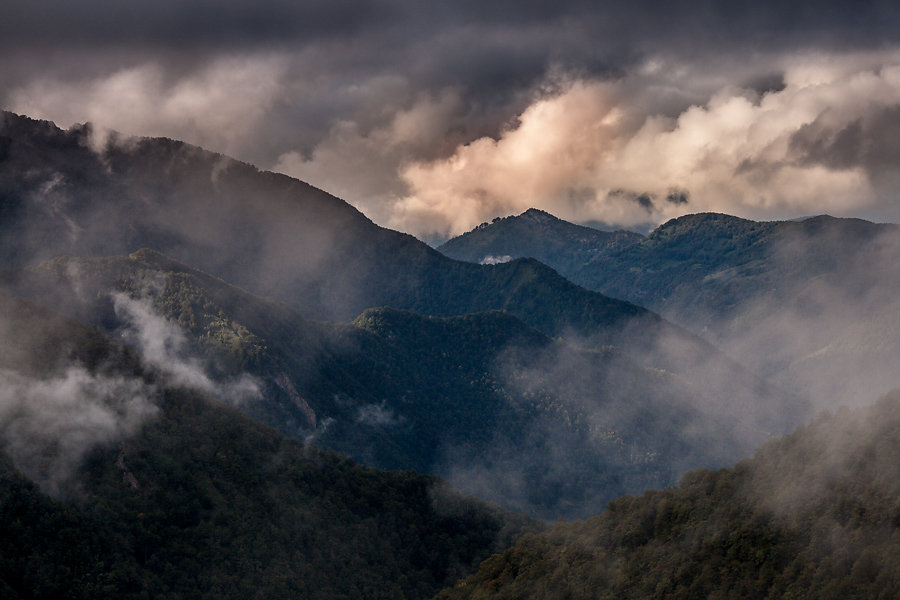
1, 247, 793, 519
0, 111, 804, 518
2, 110, 898, 598
440, 208, 900, 409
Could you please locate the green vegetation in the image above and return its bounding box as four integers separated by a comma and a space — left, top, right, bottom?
0, 290, 539, 599
435, 391, 900, 599
0, 390, 539, 600
5, 251, 797, 519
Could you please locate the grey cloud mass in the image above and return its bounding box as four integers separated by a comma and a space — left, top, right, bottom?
5, 1, 900, 237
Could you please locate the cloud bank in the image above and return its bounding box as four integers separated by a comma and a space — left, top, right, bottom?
391, 52, 900, 236
5, 1, 900, 238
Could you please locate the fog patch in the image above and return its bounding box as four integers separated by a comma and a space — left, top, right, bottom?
479, 255, 512, 265
0, 366, 157, 497
113, 291, 262, 406
355, 400, 404, 427
742, 392, 900, 537
668, 219, 900, 413
9, 56, 289, 160
436, 327, 793, 519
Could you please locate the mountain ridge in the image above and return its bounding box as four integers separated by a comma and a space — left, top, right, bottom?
438, 207, 642, 273
439, 207, 900, 408
434, 389, 900, 599
0, 285, 541, 599
2, 248, 799, 519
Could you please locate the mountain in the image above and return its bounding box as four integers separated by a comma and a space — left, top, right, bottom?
0, 111, 810, 517
573, 212, 896, 324
0, 289, 539, 599
577, 212, 900, 408
441, 209, 900, 409
437, 208, 641, 273
0, 111, 737, 358
1, 249, 800, 519
435, 389, 900, 600
0, 110, 640, 333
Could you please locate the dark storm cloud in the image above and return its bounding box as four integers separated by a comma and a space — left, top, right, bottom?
1, 1, 383, 49
790, 106, 900, 179
6, 0, 899, 81
6, 0, 900, 236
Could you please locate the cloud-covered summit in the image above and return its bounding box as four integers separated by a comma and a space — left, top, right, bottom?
5, 1, 900, 238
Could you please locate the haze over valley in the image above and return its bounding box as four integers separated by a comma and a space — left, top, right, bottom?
5, 1, 900, 598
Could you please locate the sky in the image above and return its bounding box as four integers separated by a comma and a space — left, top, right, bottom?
5, 0, 900, 241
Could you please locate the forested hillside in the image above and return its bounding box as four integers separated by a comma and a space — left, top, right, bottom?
441, 209, 900, 409
436, 391, 900, 599
0, 290, 539, 599
1, 249, 799, 519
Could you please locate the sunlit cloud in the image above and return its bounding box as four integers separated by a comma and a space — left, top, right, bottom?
389, 50, 900, 237
274, 88, 464, 226
8, 33, 900, 240
9, 55, 288, 157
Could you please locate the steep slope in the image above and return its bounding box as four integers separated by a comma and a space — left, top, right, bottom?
438, 208, 641, 273
0, 111, 433, 321
0, 289, 539, 599
442, 209, 900, 409
2, 250, 800, 519
436, 390, 900, 600
577, 212, 900, 407
0, 112, 741, 366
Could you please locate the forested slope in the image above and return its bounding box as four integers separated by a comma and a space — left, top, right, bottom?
436, 391, 900, 599
0, 290, 539, 599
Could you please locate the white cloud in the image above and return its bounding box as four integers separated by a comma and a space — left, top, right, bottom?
273, 88, 463, 226
9, 55, 288, 157
0, 367, 157, 496
388, 49, 900, 237
113, 292, 261, 405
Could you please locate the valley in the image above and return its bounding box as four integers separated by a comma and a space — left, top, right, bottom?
2, 111, 900, 598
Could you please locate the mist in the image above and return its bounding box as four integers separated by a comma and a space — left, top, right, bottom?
0, 262, 263, 498
2, 107, 899, 525
112, 291, 262, 406
0, 366, 157, 497
0, 289, 160, 498
436, 324, 800, 519
651, 218, 900, 413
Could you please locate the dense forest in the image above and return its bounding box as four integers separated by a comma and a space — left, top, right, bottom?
435, 391, 900, 599
4, 111, 900, 599
1, 248, 799, 519
0, 291, 539, 599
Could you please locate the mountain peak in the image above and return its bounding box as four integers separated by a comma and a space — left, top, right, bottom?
519, 208, 559, 222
